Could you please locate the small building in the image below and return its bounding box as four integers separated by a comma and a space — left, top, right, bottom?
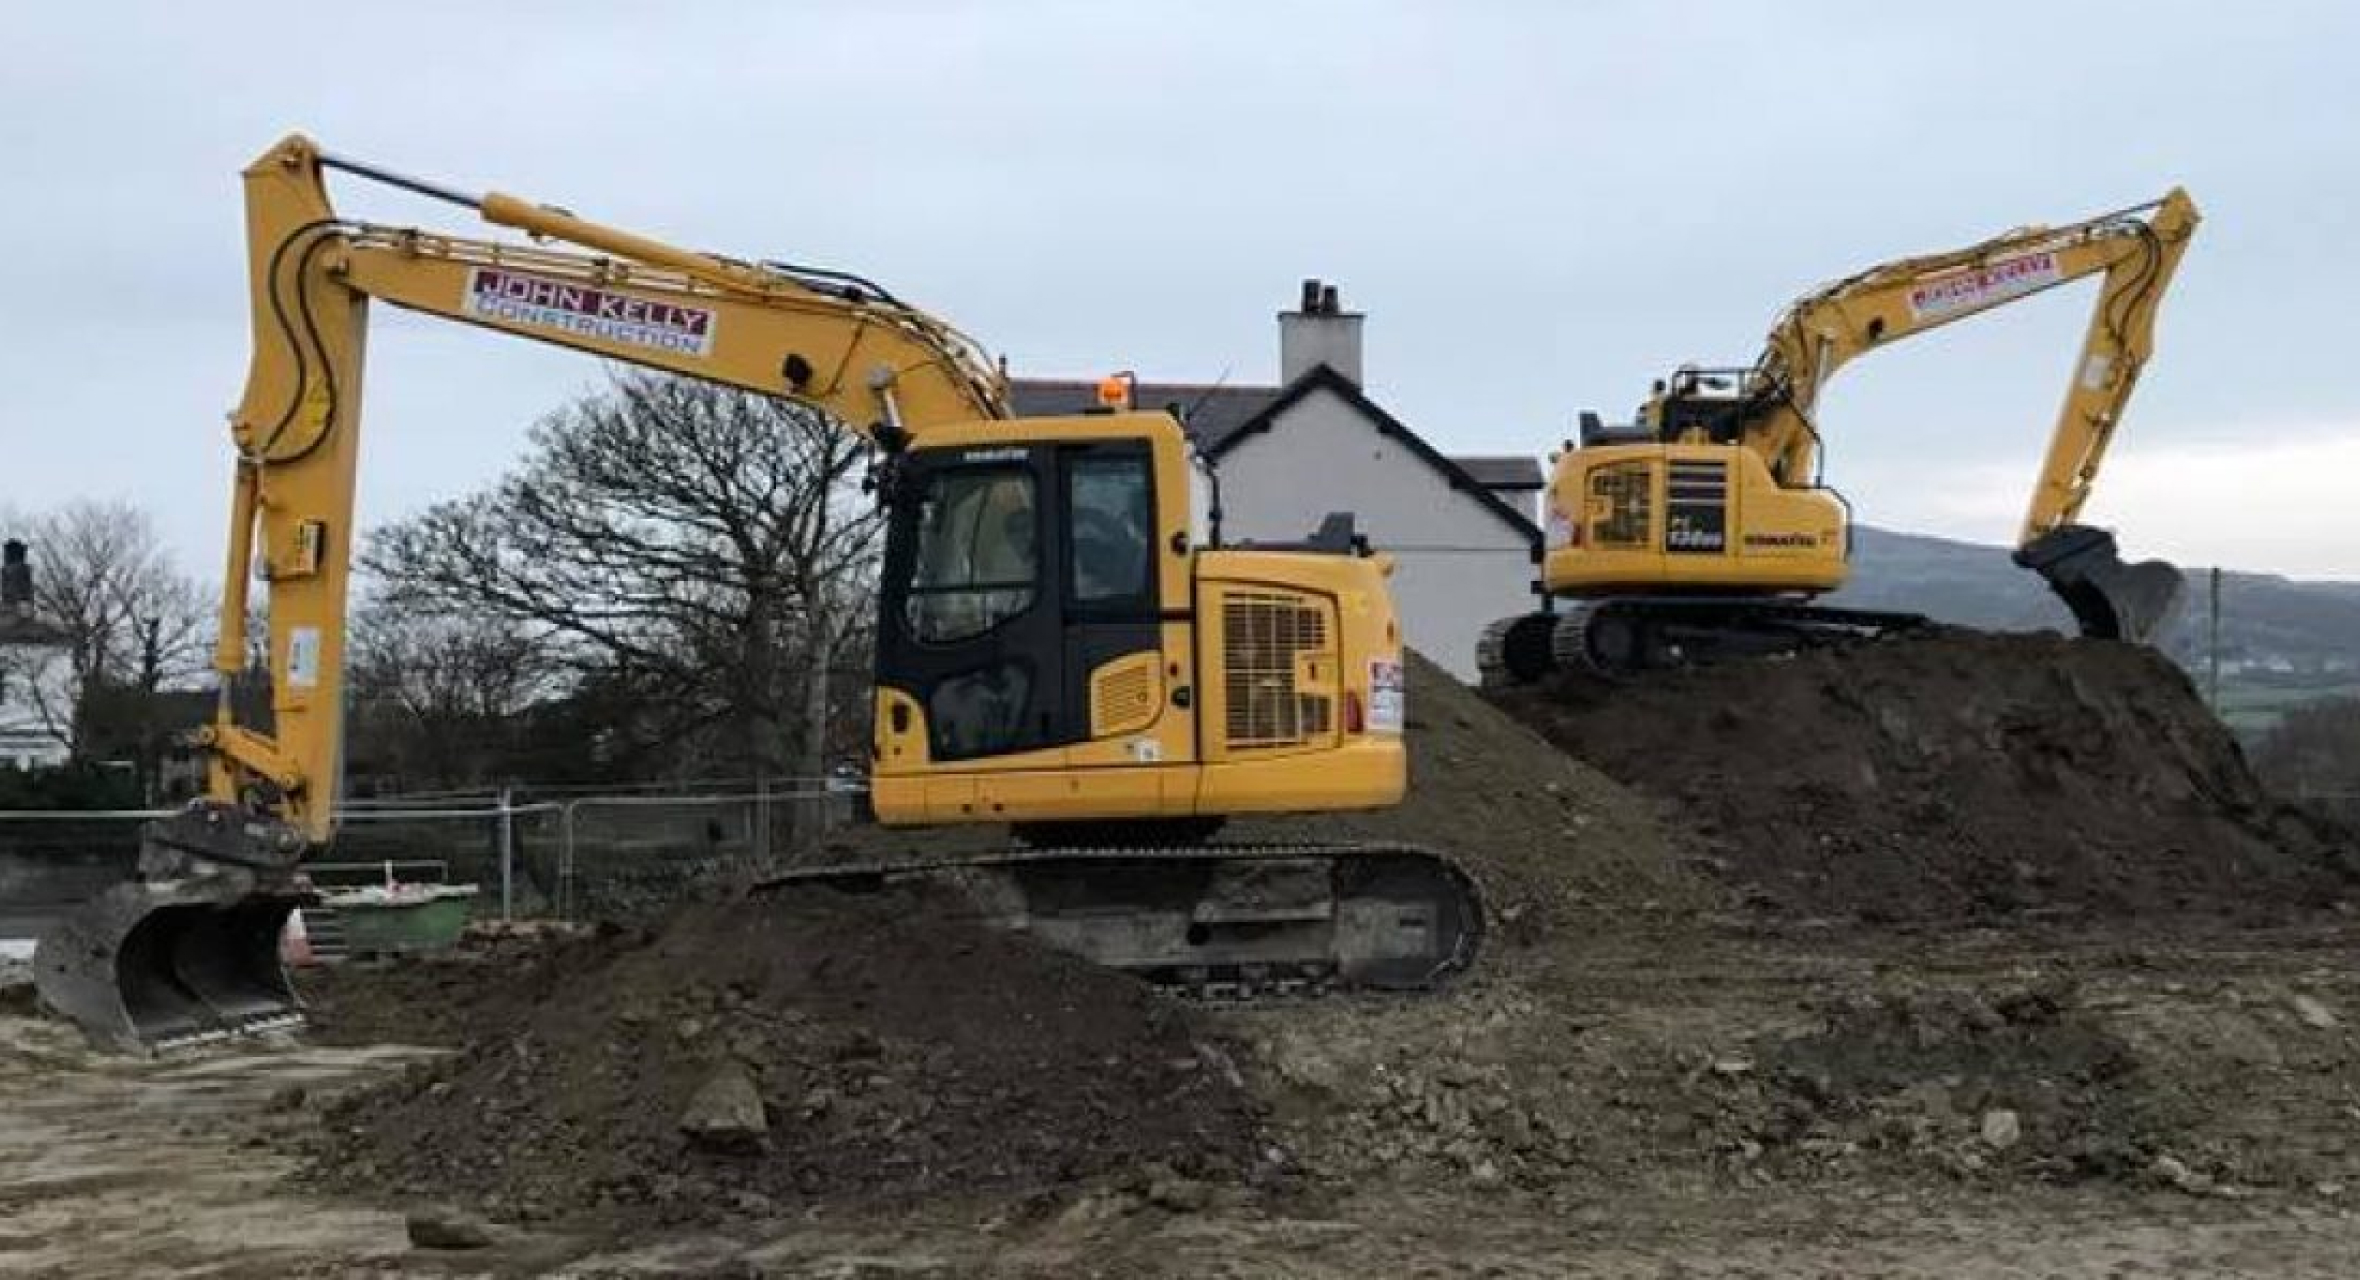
0, 539, 72, 770
1013, 281, 1540, 681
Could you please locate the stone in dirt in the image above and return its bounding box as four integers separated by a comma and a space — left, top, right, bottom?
405, 1206, 494, 1250
679, 1061, 768, 1147
1980, 1108, 2022, 1150
2291, 994, 2339, 1029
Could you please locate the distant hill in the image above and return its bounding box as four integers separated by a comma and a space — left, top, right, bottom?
1830, 526, 2360, 734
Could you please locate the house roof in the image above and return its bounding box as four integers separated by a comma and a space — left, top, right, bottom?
1011, 367, 1541, 545
1009, 379, 1284, 453
0, 609, 67, 648
1451, 455, 1544, 490
1211, 366, 1540, 544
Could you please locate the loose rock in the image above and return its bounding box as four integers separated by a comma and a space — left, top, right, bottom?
679, 1061, 768, 1147
1979, 1108, 2022, 1151
2292, 994, 2340, 1029
405, 1206, 494, 1250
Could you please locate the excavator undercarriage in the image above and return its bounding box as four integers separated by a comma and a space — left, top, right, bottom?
38, 809, 1481, 1052
1479, 599, 1931, 681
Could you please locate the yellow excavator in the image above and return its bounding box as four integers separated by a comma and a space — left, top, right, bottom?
1480, 189, 2200, 681
36, 136, 1480, 1050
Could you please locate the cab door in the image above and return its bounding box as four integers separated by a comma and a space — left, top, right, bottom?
1056, 440, 1166, 759
876, 438, 1168, 767
878, 444, 1075, 763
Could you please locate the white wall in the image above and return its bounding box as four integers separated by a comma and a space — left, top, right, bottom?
0, 641, 72, 769
1214, 386, 1535, 681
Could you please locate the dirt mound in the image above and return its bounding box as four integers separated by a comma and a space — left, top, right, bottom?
1487, 630, 2359, 922
301, 886, 1261, 1226
1238, 650, 1722, 942
1719, 977, 2165, 1183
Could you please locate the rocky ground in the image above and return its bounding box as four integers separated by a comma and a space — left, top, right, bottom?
5, 634, 2360, 1276
11, 917, 2360, 1276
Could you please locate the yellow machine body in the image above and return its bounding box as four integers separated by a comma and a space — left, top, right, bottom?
1539, 441, 1848, 598
1483, 189, 2201, 682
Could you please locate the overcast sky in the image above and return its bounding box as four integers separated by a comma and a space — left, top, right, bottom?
5, 0, 2357, 581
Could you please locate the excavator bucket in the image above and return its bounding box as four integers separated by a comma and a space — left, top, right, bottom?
34, 881, 306, 1052
2015, 524, 2187, 645
32, 805, 311, 1052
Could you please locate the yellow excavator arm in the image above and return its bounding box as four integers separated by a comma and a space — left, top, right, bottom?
215, 134, 1009, 842
1690, 188, 2201, 537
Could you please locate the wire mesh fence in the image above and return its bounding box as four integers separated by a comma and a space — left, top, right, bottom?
0, 780, 864, 940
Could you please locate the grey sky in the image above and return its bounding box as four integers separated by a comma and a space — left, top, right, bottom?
6, 0, 2357, 579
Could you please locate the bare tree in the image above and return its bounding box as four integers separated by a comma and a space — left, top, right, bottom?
364, 371, 883, 785
345, 597, 557, 792
0, 501, 211, 785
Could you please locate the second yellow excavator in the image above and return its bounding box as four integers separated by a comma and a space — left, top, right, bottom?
35, 136, 1480, 1050
1481, 189, 2200, 681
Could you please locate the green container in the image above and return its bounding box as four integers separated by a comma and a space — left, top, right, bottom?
323, 885, 479, 957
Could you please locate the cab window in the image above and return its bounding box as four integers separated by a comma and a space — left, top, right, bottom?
902, 467, 1037, 644
1067, 454, 1153, 607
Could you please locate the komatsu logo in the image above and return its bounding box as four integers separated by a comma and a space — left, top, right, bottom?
1743, 532, 1822, 549
464, 268, 716, 356
1906, 251, 2062, 320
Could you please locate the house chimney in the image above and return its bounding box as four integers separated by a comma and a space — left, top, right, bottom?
2, 539, 30, 610
1279, 277, 1365, 386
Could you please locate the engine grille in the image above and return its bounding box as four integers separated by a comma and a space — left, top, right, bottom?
1089, 652, 1159, 737
1222, 592, 1334, 750
1592, 461, 1654, 549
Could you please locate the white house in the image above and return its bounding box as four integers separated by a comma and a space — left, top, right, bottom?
0, 539, 72, 770
1012, 281, 1541, 681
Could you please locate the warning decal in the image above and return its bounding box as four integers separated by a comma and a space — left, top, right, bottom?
1368, 658, 1406, 734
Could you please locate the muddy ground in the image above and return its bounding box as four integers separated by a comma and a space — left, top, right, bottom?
11, 919, 2360, 1276
7, 635, 2360, 1275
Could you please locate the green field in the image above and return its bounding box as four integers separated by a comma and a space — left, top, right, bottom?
2211, 680, 2360, 740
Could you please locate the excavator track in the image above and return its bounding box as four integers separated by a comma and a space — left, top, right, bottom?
1481, 599, 1929, 683
756, 841, 1484, 998
1566, 599, 1929, 676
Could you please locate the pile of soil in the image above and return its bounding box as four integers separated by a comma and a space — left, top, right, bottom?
1488, 630, 2359, 922
300, 885, 1261, 1226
